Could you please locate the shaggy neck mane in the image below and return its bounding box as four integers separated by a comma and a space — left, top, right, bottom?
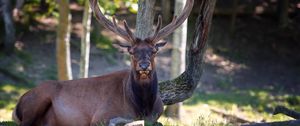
126, 70, 158, 118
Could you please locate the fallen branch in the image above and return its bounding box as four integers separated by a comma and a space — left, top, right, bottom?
273, 106, 300, 119
209, 107, 253, 123
242, 120, 300, 126
242, 106, 300, 126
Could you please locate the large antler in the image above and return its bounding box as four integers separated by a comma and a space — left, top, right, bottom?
89, 0, 136, 44
149, 0, 194, 43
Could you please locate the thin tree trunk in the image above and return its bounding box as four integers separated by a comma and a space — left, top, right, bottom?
1, 0, 15, 53
136, 0, 156, 39
277, 0, 289, 27
56, 0, 73, 80
230, 0, 238, 36
159, 0, 217, 105
79, 0, 92, 78
165, 0, 188, 119
161, 0, 172, 23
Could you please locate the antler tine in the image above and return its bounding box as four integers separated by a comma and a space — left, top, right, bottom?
150, 0, 194, 43
150, 15, 162, 43
89, 0, 135, 44
123, 20, 136, 43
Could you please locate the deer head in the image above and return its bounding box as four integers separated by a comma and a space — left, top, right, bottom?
90, 0, 194, 82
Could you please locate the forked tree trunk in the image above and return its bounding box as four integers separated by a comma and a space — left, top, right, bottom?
165, 0, 188, 119
136, 0, 156, 39
159, 0, 217, 105
135, 0, 216, 105
56, 0, 73, 80
79, 0, 92, 78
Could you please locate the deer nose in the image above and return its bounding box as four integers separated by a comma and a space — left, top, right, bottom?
139, 62, 150, 70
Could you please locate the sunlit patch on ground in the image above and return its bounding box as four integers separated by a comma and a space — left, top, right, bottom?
0, 84, 30, 121
159, 90, 299, 126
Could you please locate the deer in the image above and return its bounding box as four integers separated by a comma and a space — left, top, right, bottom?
12, 0, 194, 125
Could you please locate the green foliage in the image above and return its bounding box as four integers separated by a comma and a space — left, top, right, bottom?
91, 31, 117, 54
97, 0, 138, 15
22, 0, 58, 20
0, 121, 17, 126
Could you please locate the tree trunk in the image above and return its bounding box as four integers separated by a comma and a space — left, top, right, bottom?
56, 0, 73, 80
1, 0, 15, 53
135, 0, 156, 39
79, 0, 92, 78
135, 0, 216, 105
159, 0, 217, 105
230, 0, 238, 36
277, 0, 289, 27
160, 0, 172, 23
165, 0, 188, 119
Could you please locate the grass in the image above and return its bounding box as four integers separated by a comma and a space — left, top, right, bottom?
0, 83, 299, 125
0, 84, 32, 121
159, 89, 299, 126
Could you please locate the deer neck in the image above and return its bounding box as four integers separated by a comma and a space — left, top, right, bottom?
125, 70, 158, 118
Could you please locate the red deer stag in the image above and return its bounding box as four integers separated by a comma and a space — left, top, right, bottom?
12, 0, 194, 125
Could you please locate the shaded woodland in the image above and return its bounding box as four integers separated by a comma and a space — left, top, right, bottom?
0, 0, 300, 125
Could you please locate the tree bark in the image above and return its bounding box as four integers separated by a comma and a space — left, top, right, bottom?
165, 0, 188, 119
56, 0, 73, 80
277, 0, 289, 27
1, 0, 16, 53
230, 0, 238, 36
160, 0, 172, 23
135, 0, 156, 39
159, 0, 217, 105
79, 0, 92, 78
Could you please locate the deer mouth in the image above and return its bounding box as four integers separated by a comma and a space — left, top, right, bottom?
137, 70, 151, 79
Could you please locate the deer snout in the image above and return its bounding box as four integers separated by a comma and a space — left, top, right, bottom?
139, 62, 150, 70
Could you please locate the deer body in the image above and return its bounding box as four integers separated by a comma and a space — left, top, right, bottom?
13, 0, 194, 125
13, 70, 163, 126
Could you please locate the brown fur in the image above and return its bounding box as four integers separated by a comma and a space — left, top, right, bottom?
13, 70, 163, 126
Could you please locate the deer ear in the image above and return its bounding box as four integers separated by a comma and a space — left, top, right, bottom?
113, 42, 132, 53
155, 41, 167, 50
